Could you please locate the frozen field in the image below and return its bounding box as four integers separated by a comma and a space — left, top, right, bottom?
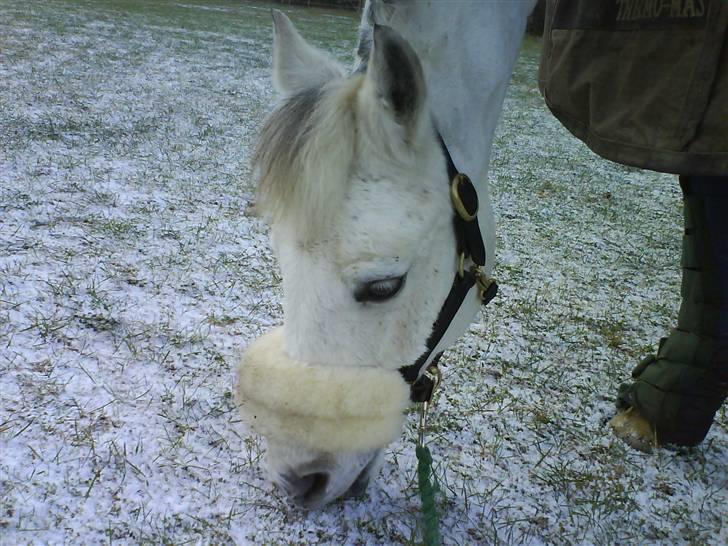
1, 0, 726, 544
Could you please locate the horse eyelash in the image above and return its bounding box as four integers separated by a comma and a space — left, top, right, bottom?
354, 275, 406, 303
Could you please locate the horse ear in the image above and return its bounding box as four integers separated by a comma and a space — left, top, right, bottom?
364, 25, 426, 129
271, 10, 345, 96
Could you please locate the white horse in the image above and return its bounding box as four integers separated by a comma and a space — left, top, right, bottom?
237, 0, 537, 508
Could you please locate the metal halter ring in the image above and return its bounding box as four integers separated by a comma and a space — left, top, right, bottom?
472, 267, 495, 300
423, 365, 442, 397
450, 173, 478, 222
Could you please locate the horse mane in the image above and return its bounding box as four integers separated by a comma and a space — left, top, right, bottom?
254, 75, 364, 240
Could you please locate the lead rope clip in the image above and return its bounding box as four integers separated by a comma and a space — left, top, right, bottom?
417, 366, 442, 446
416, 365, 442, 546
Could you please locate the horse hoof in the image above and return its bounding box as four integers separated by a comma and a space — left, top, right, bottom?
609, 408, 657, 453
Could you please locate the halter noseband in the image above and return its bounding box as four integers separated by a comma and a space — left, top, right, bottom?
398, 135, 498, 402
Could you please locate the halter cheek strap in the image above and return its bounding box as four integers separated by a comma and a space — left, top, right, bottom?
398, 135, 498, 401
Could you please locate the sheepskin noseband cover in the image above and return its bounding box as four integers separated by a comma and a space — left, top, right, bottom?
236, 328, 411, 452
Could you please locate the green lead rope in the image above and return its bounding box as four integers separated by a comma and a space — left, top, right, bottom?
416, 444, 441, 546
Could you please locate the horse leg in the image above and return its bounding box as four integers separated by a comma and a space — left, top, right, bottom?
610, 175, 728, 451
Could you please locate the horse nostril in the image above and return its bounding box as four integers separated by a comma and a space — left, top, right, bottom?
345, 454, 377, 499
345, 471, 370, 498
283, 471, 329, 506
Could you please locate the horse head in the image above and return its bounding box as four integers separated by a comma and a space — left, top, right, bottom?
237, 11, 459, 508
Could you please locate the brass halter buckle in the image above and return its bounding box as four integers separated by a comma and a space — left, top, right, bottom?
450, 173, 478, 222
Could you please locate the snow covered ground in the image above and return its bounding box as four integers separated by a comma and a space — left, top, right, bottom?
1, 1, 725, 544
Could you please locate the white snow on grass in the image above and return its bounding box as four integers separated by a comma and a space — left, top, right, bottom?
1, 1, 726, 544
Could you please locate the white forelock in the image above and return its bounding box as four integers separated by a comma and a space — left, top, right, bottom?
254, 75, 361, 241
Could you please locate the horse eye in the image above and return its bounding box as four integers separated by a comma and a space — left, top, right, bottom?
354, 275, 406, 303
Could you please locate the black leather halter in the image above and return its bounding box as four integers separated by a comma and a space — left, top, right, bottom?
398, 135, 498, 402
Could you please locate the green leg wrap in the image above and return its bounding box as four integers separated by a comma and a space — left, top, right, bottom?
617, 180, 728, 447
